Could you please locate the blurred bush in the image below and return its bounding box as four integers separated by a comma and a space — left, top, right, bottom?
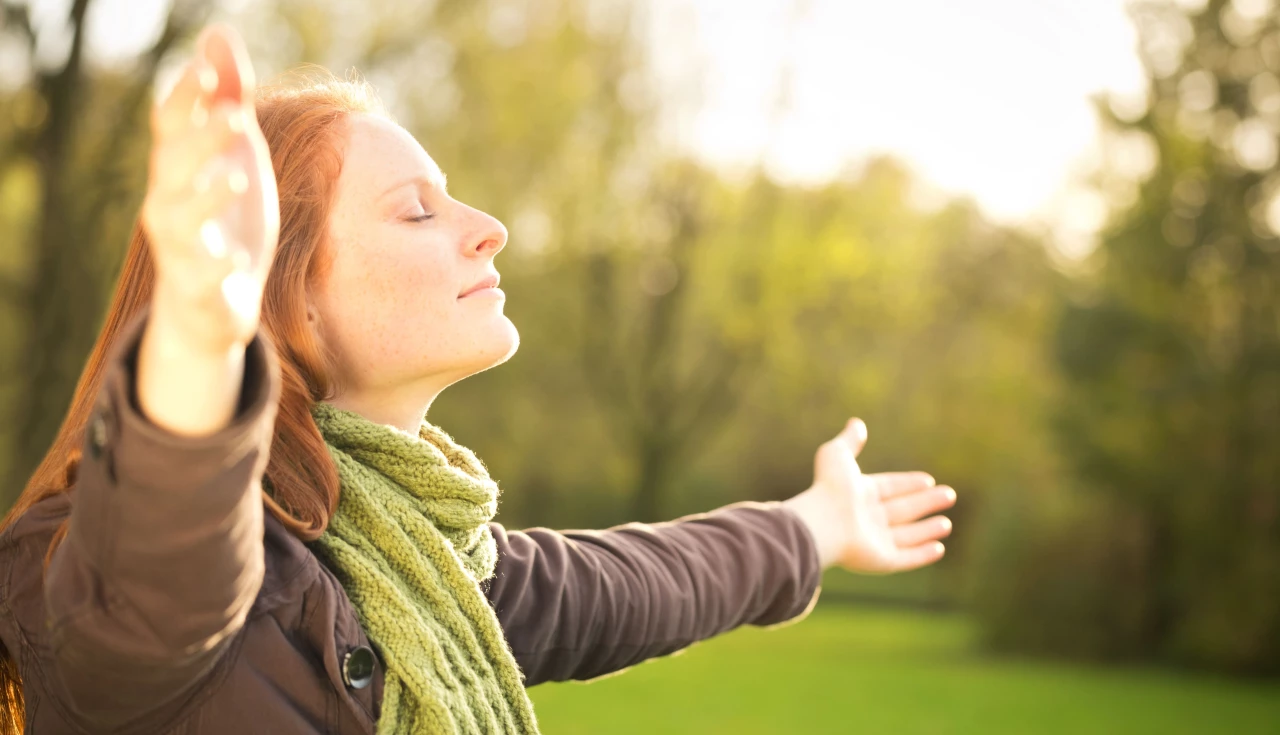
969, 488, 1161, 661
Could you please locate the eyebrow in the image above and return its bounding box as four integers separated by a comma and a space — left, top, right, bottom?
377, 169, 449, 202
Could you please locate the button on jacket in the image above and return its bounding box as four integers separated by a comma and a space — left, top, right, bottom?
0, 312, 823, 734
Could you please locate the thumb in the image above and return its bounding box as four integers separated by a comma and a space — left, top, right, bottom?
813, 417, 865, 483
840, 417, 868, 458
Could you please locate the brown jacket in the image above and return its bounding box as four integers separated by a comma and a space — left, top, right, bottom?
0, 312, 822, 734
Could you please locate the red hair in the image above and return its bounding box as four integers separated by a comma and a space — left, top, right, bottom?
0, 69, 386, 734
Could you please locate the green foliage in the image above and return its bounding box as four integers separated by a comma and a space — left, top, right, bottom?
974, 0, 1280, 673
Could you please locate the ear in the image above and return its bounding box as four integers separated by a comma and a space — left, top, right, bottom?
302, 301, 329, 361
301, 293, 318, 324
303, 299, 323, 336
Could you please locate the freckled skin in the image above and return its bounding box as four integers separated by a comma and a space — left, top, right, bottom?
312, 113, 518, 430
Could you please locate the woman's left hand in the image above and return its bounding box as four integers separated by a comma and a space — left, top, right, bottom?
782, 418, 956, 573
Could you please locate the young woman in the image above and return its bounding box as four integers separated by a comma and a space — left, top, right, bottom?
0, 25, 956, 735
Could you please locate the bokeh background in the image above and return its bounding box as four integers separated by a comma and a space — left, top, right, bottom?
2, 0, 1279, 731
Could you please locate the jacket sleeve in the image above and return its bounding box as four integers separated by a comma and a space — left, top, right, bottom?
484, 501, 824, 686
44, 308, 280, 729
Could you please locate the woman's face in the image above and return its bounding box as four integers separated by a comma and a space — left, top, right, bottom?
312, 113, 517, 416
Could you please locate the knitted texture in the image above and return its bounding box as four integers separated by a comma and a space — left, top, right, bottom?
309, 402, 540, 734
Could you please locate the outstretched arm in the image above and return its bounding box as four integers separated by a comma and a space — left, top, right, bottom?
485, 500, 822, 686
486, 417, 956, 687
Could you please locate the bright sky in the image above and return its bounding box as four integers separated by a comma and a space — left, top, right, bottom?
26, 0, 1149, 251
644, 0, 1148, 252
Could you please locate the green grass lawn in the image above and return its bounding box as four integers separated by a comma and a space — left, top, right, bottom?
527, 603, 1280, 734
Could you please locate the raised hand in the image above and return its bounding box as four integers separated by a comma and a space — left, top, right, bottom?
135, 24, 279, 437
783, 418, 956, 573
141, 24, 279, 355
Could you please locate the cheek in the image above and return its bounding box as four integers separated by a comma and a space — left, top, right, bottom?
319, 229, 458, 374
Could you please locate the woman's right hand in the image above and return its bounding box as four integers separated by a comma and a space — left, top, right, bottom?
142, 24, 279, 354
136, 25, 279, 436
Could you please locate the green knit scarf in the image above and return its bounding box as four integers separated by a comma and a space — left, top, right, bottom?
308, 402, 540, 734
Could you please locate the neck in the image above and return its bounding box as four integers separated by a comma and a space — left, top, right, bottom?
327, 386, 439, 434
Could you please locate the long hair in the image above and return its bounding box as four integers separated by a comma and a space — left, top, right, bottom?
0, 69, 386, 734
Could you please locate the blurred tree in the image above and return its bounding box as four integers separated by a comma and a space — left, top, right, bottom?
978, 0, 1280, 673
575, 164, 764, 523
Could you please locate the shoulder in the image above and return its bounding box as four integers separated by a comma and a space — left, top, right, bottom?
0, 493, 72, 607
0, 493, 71, 656
1, 492, 72, 551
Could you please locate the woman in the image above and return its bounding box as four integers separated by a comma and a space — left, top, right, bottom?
0, 25, 956, 734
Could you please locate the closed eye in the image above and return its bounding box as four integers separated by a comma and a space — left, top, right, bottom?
407, 212, 436, 223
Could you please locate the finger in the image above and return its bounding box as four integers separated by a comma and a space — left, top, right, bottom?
150, 102, 247, 194
840, 417, 868, 458
199, 23, 255, 108
869, 471, 936, 500
153, 58, 218, 139
891, 515, 952, 547
883, 485, 957, 525
891, 542, 946, 573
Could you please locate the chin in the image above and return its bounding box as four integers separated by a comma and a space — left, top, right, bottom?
474, 316, 521, 372
491, 316, 520, 364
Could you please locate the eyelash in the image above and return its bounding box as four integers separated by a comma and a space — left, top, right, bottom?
407, 212, 436, 223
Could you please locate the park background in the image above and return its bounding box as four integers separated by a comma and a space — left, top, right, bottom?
1, 0, 1278, 731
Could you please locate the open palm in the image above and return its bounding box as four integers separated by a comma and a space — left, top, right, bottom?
806, 419, 956, 574
142, 24, 279, 354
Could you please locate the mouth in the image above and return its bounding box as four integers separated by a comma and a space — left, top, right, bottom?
459, 273, 502, 299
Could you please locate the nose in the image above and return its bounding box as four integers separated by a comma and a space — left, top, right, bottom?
465, 204, 507, 258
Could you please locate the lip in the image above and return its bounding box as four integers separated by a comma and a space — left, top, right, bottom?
460, 286, 504, 299
459, 273, 501, 298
